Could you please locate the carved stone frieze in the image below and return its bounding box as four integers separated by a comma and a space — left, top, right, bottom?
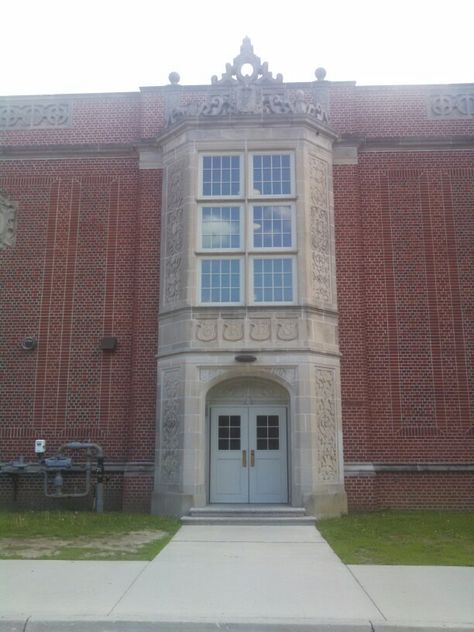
428, 92, 474, 119
199, 367, 225, 383
0, 101, 72, 129
164, 254, 183, 304
166, 207, 183, 257
270, 367, 297, 384
167, 161, 185, 211
309, 155, 332, 304
309, 155, 329, 209
209, 377, 288, 404
160, 450, 179, 483
0, 189, 17, 250
315, 367, 338, 482
166, 38, 328, 126
193, 316, 305, 346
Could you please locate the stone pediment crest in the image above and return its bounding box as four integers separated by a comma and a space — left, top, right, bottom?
0, 189, 17, 250
167, 38, 329, 126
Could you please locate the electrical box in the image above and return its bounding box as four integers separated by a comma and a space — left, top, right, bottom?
35, 439, 46, 454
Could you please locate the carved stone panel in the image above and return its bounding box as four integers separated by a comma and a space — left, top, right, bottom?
195, 320, 218, 342
159, 368, 183, 483
0, 190, 17, 250
222, 320, 244, 341
0, 100, 72, 129
309, 154, 332, 304
428, 92, 474, 119
249, 319, 272, 341
163, 160, 185, 307
315, 367, 338, 482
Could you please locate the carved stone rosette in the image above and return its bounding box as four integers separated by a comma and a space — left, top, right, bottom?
309, 154, 332, 304
315, 367, 338, 482
0, 189, 17, 250
164, 161, 185, 307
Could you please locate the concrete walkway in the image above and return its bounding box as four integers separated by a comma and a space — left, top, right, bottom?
1, 525, 474, 631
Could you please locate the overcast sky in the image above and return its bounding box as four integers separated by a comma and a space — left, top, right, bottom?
2, 0, 472, 96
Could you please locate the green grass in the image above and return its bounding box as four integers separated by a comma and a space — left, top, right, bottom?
317, 510, 474, 566
0, 510, 181, 561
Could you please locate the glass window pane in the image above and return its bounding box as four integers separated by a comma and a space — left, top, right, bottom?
202, 155, 240, 196
253, 154, 292, 196
201, 259, 241, 303
253, 258, 293, 303
257, 439, 267, 450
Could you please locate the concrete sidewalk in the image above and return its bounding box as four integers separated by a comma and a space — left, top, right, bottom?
1, 525, 473, 631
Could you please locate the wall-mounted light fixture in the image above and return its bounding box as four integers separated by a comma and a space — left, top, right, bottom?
100, 336, 117, 351
234, 354, 257, 363
21, 336, 37, 351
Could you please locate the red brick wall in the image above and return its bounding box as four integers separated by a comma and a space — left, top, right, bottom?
0, 158, 159, 465
335, 152, 474, 473
1, 82, 473, 512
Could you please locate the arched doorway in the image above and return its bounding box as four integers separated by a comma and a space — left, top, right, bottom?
207, 377, 289, 504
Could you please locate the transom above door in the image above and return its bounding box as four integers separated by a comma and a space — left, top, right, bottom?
210, 406, 288, 504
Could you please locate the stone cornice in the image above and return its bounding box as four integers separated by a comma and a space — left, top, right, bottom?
337, 134, 474, 154
0, 143, 138, 161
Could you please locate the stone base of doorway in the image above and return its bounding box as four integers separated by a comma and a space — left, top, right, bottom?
181, 505, 316, 525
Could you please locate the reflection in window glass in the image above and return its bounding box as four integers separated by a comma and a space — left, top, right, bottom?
201, 206, 241, 249
253, 154, 291, 196
253, 205, 292, 248
253, 258, 293, 302
203, 155, 241, 196
201, 259, 241, 303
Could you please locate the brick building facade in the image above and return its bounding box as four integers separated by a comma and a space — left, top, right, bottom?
1, 40, 473, 515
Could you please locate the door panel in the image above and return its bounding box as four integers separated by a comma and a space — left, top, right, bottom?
210, 406, 288, 504
249, 408, 288, 503
210, 408, 249, 503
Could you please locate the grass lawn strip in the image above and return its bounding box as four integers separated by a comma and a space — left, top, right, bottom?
317, 510, 474, 566
0, 511, 180, 560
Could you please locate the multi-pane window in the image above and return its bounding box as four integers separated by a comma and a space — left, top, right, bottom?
202, 155, 241, 196
256, 415, 280, 450
252, 154, 292, 196
252, 205, 293, 248
253, 258, 294, 303
201, 206, 241, 249
200, 259, 241, 304
198, 152, 296, 305
218, 415, 241, 450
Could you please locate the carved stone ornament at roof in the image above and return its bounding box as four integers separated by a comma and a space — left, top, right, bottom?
211, 36, 283, 86
166, 38, 329, 127
0, 189, 17, 251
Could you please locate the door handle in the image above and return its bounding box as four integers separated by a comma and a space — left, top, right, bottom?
242, 449, 247, 467
250, 449, 255, 467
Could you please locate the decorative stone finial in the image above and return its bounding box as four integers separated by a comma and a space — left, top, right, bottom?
211, 37, 283, 86
168, 72, 181, 86
315, 67, 327, 81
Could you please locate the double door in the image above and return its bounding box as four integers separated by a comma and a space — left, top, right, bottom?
210, 406, 288, 504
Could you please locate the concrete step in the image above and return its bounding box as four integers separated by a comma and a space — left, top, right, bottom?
181, 515, 316, 526
182, 505, 315, 525
188, 505, 305, 517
